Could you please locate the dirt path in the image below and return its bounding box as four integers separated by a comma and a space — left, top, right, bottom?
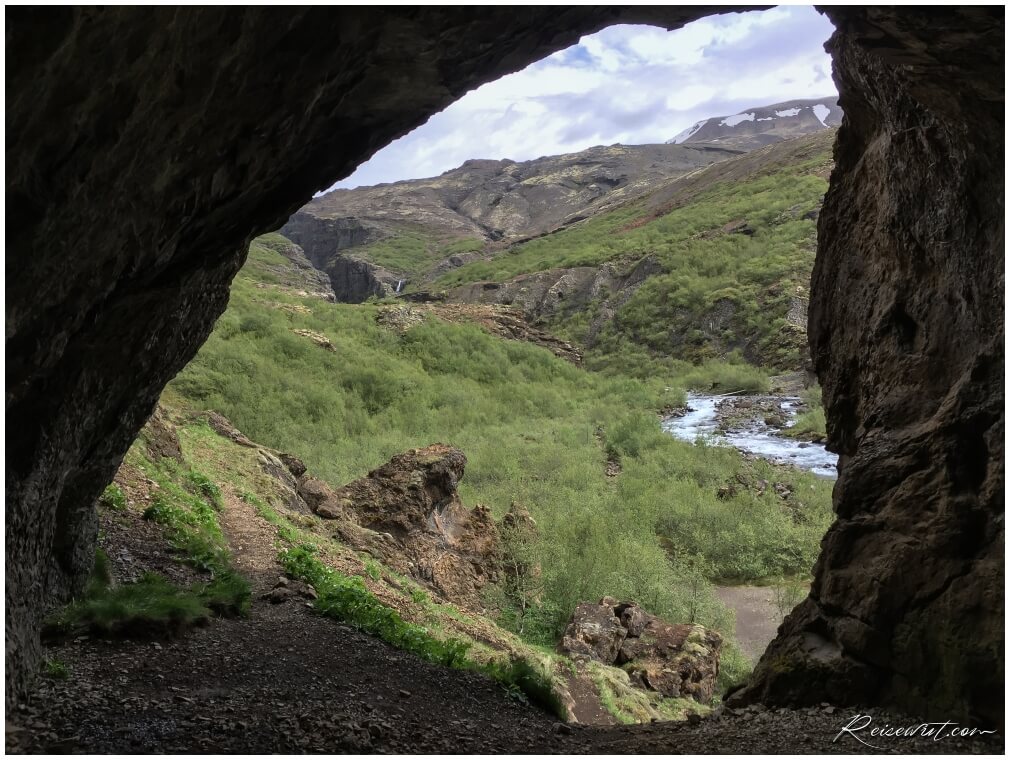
565, 672, 617, 726
715, 585, 783, 662
218, 492, 285, 594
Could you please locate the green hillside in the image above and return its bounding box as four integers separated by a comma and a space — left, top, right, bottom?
434, 132, 833, 374
166, 238, 834, 668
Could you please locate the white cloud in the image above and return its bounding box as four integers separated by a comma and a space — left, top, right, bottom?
329, 7, 837, 190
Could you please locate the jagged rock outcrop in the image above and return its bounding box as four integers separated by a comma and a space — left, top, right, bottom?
266, 238, 336, 302
560, 597, 722, 704
6, 6, 1004, 726
445, 256, 662, 339
279, 214, 402, 301
728, 7, 1005, 728
294, 444, 502, 610
377, 303, 582, 364
323, 254, 400, 303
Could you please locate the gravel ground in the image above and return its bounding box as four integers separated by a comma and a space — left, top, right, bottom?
9, 491, 1001, 755
8, 601, 1001, 755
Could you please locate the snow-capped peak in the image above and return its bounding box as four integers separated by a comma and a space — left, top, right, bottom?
668, 119, 708, 145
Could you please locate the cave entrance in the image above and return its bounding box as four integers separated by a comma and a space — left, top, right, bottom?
6, 6, 1002, 742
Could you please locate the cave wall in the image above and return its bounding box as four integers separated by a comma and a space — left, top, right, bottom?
730, 7, 1005, 727
5, 5, 1004, 727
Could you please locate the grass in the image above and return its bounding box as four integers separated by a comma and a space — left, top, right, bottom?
351, 225, 485, 280
44, 570, 247, 640
43, 659, 70, 680
99, 483, 127, 511
784, 385, 827, 440
281, 544, 567, 718
589, 662, 710, 724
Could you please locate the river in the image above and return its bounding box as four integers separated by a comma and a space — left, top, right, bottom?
662, 393, 838, 478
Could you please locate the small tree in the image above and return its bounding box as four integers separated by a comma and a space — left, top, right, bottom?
497, 504, 545, 636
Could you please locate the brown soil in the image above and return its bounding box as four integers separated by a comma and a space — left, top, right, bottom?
565, 672, 617, 727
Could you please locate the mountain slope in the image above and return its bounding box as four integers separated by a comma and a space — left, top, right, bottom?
276, 100, 839, 371
433, 130, 835, 373
281, 143, 741, 296
668, 97, 842, 150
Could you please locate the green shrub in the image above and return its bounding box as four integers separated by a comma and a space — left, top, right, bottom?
46, 572, 214, 639
99, 483, 127, 511
186, 470, 223, 509
43, 659, 70, 680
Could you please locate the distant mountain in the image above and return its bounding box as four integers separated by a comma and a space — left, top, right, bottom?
281, 143, 741, 298
668, 98, 842, 150
290, 142, 740, 244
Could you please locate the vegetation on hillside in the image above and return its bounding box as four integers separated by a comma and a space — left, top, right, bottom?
431, 133, 833, 372
166, 240, 835, 687
44, 442, 250, 640
350, 223, 484, 279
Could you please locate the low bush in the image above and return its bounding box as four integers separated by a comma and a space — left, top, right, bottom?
98, 483, 127, 511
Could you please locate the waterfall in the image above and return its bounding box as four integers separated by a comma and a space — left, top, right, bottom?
395, 279, 404, 294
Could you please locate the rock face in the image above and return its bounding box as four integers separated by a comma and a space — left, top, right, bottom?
262, 238, 336, 302
5, 6, 1004, 727
560, 598, 722, 704
298, 444, 501, 610
279, 214, 401, 301
291, 143, 739, 257
323, 254, 401, 303
729, 7, 1005, 728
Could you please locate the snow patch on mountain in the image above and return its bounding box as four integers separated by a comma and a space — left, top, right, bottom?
669, 119, 708, 145
720, 112, 756, 127
812, 104, 832, 126
775, 107, 802, 117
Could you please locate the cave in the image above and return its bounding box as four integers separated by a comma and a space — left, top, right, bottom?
6, 4, 1004, 733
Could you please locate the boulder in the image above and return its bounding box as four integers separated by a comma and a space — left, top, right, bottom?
559, 598, 722, 705
310, 444, 501, 610
617, 620, 722, 703
559, 598, 628, 664
142, 405, 183, 463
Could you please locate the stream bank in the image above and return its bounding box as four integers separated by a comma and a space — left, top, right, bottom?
662, 393, 837, 478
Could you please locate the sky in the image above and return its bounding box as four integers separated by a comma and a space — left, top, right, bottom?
331, 6, 836, 190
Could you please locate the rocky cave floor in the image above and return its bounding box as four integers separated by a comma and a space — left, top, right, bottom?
7, 497, 1003, 755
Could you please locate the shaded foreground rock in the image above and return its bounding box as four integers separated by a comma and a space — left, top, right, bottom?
560, 597, 722, 704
